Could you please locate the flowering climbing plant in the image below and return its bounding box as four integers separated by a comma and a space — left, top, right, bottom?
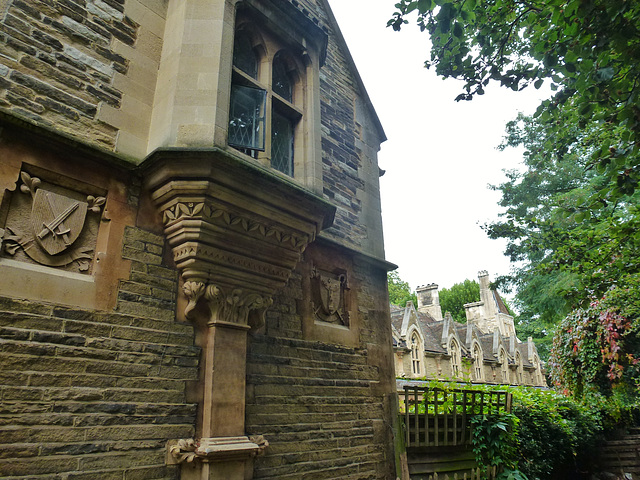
549, 279, 640, 398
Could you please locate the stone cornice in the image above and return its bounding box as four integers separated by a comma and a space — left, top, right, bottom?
0, 108, 141, 168
315, 235, 397, 272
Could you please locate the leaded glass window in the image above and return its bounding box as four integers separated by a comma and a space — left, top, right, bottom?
228, 23, 303, 179
450, 339, 460, 378
233, 34, 258, 78
271, 109, 293, 175
411, 333, 421, 376
229, 85, 266, 151
272, 53, 292, 101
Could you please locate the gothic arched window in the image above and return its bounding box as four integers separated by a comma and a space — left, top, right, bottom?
410, 332, 422, 376
229, 21, 303, 178
449, 339, 460, 378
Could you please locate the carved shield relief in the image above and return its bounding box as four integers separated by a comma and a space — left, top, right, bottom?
31, 190, 88, 255
311, 267, 350, 326
1, 170, 105, 273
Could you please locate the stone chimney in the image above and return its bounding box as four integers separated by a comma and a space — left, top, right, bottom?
478, 270, 497, 318
416, 283, 443, 321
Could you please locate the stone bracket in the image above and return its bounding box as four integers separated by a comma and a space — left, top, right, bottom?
167, 436, 269, 465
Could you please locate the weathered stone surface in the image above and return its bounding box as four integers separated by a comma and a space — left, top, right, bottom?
0, 1, 396, 479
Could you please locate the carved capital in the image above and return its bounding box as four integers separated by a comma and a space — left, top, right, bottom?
248, 435, 269, 456
168, 438, 198, 464
168, 436, 268, 465
204, 284, 273, 328
180, 281, 273, 328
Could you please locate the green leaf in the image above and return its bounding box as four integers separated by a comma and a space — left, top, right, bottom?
453, 22, 463, 38
596, 67, 615, 82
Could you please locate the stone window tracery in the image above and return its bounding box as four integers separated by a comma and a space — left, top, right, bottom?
473, 343, 483, 381
410, 332, 422, 376
229, 21, 303, 178
449, 338, 460, 378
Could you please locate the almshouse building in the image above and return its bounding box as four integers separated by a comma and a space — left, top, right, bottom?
0, 1, 398, 479
392, 271, 546, 387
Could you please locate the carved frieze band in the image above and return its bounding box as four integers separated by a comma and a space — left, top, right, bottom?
182, 281, 273, 326
162, 202, 310, 252
173, 244, 292, 281
168, 436, 269, 465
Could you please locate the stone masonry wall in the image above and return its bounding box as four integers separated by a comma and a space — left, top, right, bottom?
319, 29, 369, 251
278, 0, 380, 255
246, 253, 396, 480
0, 0, 166, 157
0, 226, 199, 480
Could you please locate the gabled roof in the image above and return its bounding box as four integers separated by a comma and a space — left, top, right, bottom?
494, 290, 510, 315
318, 0, 387, 143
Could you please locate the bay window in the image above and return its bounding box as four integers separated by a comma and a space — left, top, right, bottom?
229, 21, 302, 177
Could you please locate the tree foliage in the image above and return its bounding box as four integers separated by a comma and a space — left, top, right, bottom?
438, 279, 480, 323
388, 270, 418, 307
388, 0, 640, 395
389, 0, 640, 207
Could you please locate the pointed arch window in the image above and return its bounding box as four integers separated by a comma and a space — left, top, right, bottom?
229, 31, 265, 155
449, 339, 460, 378
233, 33, 258, 78
272, 52, 293, 101
229, 22, 303, 178
410, 332, 422, 376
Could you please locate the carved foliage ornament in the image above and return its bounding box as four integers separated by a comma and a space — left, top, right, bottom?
169, 436, 269, 465
1, 172, 105, 272
182, 281, 273, 327
310, 267, 350, 327
163, 202, 309, 251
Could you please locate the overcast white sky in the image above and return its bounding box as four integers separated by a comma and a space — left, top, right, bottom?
328, 0, 549, 292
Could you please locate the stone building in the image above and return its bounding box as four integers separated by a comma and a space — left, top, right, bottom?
0, 1, 398, 479
391, 271, 546, 387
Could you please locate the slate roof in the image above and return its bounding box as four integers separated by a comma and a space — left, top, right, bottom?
391, 301, 538, 366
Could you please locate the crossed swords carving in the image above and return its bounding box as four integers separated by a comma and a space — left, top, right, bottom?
37, 192, 80, 246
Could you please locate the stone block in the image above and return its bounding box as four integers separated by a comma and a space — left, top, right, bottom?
0, 456, 78, 477
114, 300, 174, 322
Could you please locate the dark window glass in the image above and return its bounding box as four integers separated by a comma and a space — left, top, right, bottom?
272, 53, 292, 101
229, 84, 266, 151
233, 34, 258, 78
271, 109, 293, 175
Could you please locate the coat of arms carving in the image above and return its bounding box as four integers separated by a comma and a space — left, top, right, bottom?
310, 267, 350, 326
1, 171, 105, 273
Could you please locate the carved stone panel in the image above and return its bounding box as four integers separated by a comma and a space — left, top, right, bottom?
0, 169, 106, 274
310, 267, 350, 327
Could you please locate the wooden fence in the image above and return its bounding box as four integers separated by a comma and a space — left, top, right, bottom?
421, 468, 496, 480
400, 385, 512, 448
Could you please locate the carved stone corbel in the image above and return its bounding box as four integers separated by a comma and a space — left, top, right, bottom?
183, 281, 206, 319
143, 149, 335, 480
